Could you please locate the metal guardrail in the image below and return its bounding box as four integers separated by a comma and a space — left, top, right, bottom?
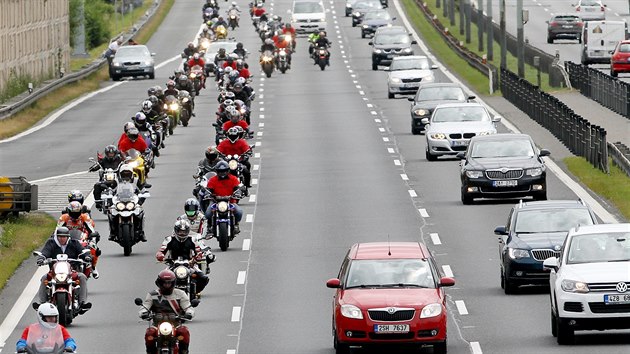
0, 176, 38, 216
609, 142, 630, 178
565, 61, 630, 119
0, 0, 161, 121
501, 68, 609, 173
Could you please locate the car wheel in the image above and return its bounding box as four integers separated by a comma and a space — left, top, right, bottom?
361, 31, 366, 39
425, 149, 437, 161
112, 75, 120, 81
547, 35, 553, 44
503, 276, 518, 295
388, 91, 394, 99
578, 35, 582, 44
433, 340, 447, 354
556, 317, 574, 345
551, 309, 558, 337
333, 332, 350, 354
352, 21, 356, 27
500, 268, 505, 289
149, 72, 155, 79
372, 61, 378, 71
460, 187, 473, 205
611, 69, 618, 77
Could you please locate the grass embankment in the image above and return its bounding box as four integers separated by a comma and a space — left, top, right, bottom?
0, 0, 175, 140
0, 213, 57, 290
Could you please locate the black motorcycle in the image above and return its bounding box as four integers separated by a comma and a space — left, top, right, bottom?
135, 298, 199, 354
206, 189, 243, 251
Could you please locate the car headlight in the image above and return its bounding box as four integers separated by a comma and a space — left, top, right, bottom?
354, 12, 361, 16
126, 202, 135, 211
403, 48, 413, 53
113, 62, 121, 67
175, 266, 188, 279
55, 273, 68, 283
414, 109, 429, 116
218, 201, 229, 212
465, 170, 483, 178
158, 322, 174, 336
374, 49, 382, 54
390, 77, 401, 83
561, 279, 590, 293
362, 24, 369, 28
116, 202, 126, 211
508, 248, 530, 260
420, 303, 442, 318
430, 133, 446, 140
477, 130, 496, 136
228, 160, 238, 170
525, 168, 543, 177
340, 304, 363, 319
144, 61, 152, 66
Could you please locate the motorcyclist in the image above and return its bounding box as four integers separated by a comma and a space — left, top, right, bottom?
60, 190, 90, 215
217, 127, 252, 189
118, 127, 150, 163
273, 33, 293, 67
58, 201, 101, 279
260, 38, 276, 53
187, 53, 206, 72
164, 80, 179, 98
198, 26, 213, 41
176, 74, 195, 96
89, 145, 124, 210
212, 16, 228, 31
107, 164, 148, 242
196, 146, 222, 178
155, 220, 210, 295
233, 42, 248, 59
253, 3, 266, 18
222, 56, 238, 70
232, 81, 254, 106
202, 0, 217, 11
313, 31, 331, 65
139, 270, 194, 354
16, 303, 77, 353
236, 60, 251, 79
36, 227, 91, 313
133, 112, 159, 157
308, 31, 320, 54
183, 42, 197, 59
222, 109, 250, 134
179, 199, 206, 234
205, 161, 244, 234
227, 1, 241, 13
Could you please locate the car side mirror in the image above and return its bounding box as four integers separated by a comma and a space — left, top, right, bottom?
392, 17, 397, 20
411, 40, 418, 44
438, 277, 455, 287
467, 95, 476, 101
543, 257, 559, 271
494, 226, 507, 235
539, 149, 551, 157
326, 278, 341, 288
456, 152, 466, 159
134, 298, 144, 306
492, 115, 502, 123
368, 41, 373, 45
407, 97, 414, 102
151, 53, 156, 57
431, 65, 438, 70
420, 118, 429, 125
384, 67, 390, 71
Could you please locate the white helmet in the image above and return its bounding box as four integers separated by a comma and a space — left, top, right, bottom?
119, 164, 134, 182
232, 1, 237, 6
38, 303, 59, 329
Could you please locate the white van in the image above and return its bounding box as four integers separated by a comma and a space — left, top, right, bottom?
290, 0, 327, 34
581, 20, 628, 65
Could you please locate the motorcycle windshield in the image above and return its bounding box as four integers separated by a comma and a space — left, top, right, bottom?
116, 182, 136, 202
165, 95, 177, 104
53, 261, 71, 276
127, 148, 141, 160
25, 324, 64, 353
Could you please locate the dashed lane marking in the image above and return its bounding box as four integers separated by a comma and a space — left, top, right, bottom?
455, 300, 469, 315
237, 271, 246, 285
394, 160, 401, 166
430, 233, 441, 245
400, 174, 408, 181
471, 342, 483, 354
387, 148, 395, 153
408, 190, 417, 197
231, 307, 241, 322
248, 194, 256, 203
442, 265, 454, 277
419, 208, 429, 217
246, 214, 254, 223
242, 239, 251, 251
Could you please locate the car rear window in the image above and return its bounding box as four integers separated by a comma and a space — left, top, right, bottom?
514, 208, 594, 234
345, 259, 435, 288
553, 16, 579, 21
374, 33, 410, 45
579, 0, 600, 6
619, 43, 630, 53
294, 2, 324, 13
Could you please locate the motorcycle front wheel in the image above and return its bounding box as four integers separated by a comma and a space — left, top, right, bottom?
218, 223, 229, 251
121, 223, 133, 256
55, 293, 72, 326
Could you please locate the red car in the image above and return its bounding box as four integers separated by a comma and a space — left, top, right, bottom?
610, 40, 630, 77
326, 242, 455, 354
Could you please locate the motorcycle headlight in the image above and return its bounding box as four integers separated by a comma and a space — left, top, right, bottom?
430, 133, 446, 140
218, 201, 229, 212
163, 104, 168, 109
465, 170, 483, 179
116, 202, 126, 211
362, 25, 369, 28
561, 279, 590, 293
508, 248, 530, 260
228, 160, 238, 170
190, 73, 197, 78
182, 97, 189, 103
319, 50, 326, 54
353, 12, 361, 16
390, 78, 401, 83
414, 109, 429, 116
126, 202, 135, 211
105, 172, 115, 181
170, 103, 179, 110
340, 304, 363, 319
113, 62, 121, 67
158, 322, 174, 336
420, 303, 442, 318
175, 266, 188, 279
55, 273, 68, 282
525, 168, 543, 177
285, 35, 292, 41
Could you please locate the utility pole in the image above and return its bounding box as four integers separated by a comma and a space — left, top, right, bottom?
487, 0, 494, 61
460, 0, 465, 35
500, 0, 506, 68
478, 0, 484, 52
450, 0, 456, 25
437, 0, 441, 9
443, 0, 448, 17
72, 0, 87, 56
517, 0, 525, 77
466, 0, 472, 44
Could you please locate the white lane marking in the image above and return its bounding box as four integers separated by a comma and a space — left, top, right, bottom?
259, 101, 264, 105
353, 80, 358, 84
359, 91, 365, 95
419, 208, 429, 217
231, 307, 241, 322
259, 94, 264, 99
455, 300, 469, 315
374, 119, 381, 123
348, 69, 353, 73
257, 132, 263, 136
400, 174, 408, 180
260, 77, 265, 81
258, 123, 264, 127
356, 85, 362, 89
255, 141, 261, 146
254, 153, 260, 158
387, 148, 395, 153
259, 82, 264, 86
248, 194, 256, 203
237, 271, 246, 285
471, 342, 483, 354
430, 233, 442, 245
258, 88, 264, 92
394, 160, 401, 166
392, 0, 619, 224
362, 97, 368, 101
246, 214, 254, 223
227, 350, 236, 354
379, 128, 385, 132
252, 178, 258, 185
370, 111, 377, 115
259, 114, 265, 119
367, 103, 373, 108
351, 74, 356, 78
242, 239, 251, 251
31, 171, 88, 183
253, 164, 259, 170
260, 107, 265, 112
408, 190, 417, 197
442, 265, 454, 277
382, 137, 389, 142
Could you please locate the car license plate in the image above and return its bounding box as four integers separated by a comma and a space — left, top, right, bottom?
386, 54, 394, 59
604, 294, 630, 304
585, 7, 594, 11
373, 324, 409, 333
562, 25, 573, 28
493, 180, 517, 187
451, 140, 469, 147
402, 83, 417, 88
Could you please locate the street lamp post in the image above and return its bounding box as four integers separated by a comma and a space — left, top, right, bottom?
517, 0, 525, 77
500, 0, 506, 68
72, 0, 88, 56
487, 0, 493, 61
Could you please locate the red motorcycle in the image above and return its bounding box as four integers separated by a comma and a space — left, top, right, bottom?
188, 65, 205, 96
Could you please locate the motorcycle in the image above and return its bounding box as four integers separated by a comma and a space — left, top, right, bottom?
134, 298, 199, 354
205, 189, 243, 251
223, 151, 252, 186
108, 181, 149, 256
228, 10, 240, 29
284, 34, 296, 51
178, 90, 193, 127
259, 50, 274, 78
33, 250, 91, 326
164, 258, 200, 299
198, 38, 211, 53
276, 47, 289, 74
125, 149, 149, 186
315, 46, 329, 71
215, 24, 228, 40
138, 130, 156, 169
164, 95, 180, 134
17, 319, 75, 353
188, 65, 205, 96
88, 157, 119, 213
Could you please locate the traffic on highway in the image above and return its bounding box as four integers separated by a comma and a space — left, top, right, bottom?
1, 0, 629, 353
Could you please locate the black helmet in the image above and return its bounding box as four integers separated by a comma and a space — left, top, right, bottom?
205, 146, 219, 161
226, 126, 240, 143
226, 56, 234, 63
178, 74, 188, 85
55, 226, 71, 239
67, 190, 85, 204
214, 160, 230, 178
155, 86, 164, 98
148, 87, 157, 97
233, 82, 243, 93
236, 42, 244, 49
104, 144, 119, 160
184, 198, 200, 218
148, 95, 159, 106
155, 269, 176, 295
126, 127, 139, 141
67, 201, 82, 219
173, 219, 191, 242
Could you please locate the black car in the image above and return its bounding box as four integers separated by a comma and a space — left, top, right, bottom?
345, 0, 360, 16
407, 83, 474, 134
458, 133, 550, 204
546, 14, 583, 43
360, 9, 395, 38
493, 200, 597, 294
370, 26, 416, 70
351, 0, 382, 27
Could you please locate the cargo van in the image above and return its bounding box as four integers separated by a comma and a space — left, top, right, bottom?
290, 0, 327, 34
581, 20, 628, 65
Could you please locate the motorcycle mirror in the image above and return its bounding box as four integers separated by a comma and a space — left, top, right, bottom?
151, 53, 156, 57
32, 302, 39, 311
191, 299, 201, 307
89, 157, 96, 162
134, 298, 144, 306
32, 251, 43, 257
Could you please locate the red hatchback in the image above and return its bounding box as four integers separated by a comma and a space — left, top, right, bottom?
326, 242, 455, 354
610, 40, 630, 77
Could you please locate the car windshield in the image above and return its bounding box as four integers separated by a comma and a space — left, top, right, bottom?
375, 33, 409, 45
294, 2, 324, 13
514, 208, 594, 234
567, 232, 630, 264
364, 10, 390, 20
116, 47, 150, 58
208, 43, 237, 54
470, 139, 535, 158
345, 259, 435, 288
416, 87, 466, 101
390, 58, 429, 70
354, 1, 381, 9
432, 106, 489, 123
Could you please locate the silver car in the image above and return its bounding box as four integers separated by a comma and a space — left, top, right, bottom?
109, 45, 155, 81
386, 56, 437, 99
572, 0, 606, 21
424, 103, 501, 161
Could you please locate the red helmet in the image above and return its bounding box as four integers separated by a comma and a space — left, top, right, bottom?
155, 269, 176, 295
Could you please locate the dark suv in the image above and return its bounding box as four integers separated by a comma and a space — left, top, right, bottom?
458, 133, 550, 204
546, 14, 583, 43
493, 200, 598, 294
370, 26, 416, 70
